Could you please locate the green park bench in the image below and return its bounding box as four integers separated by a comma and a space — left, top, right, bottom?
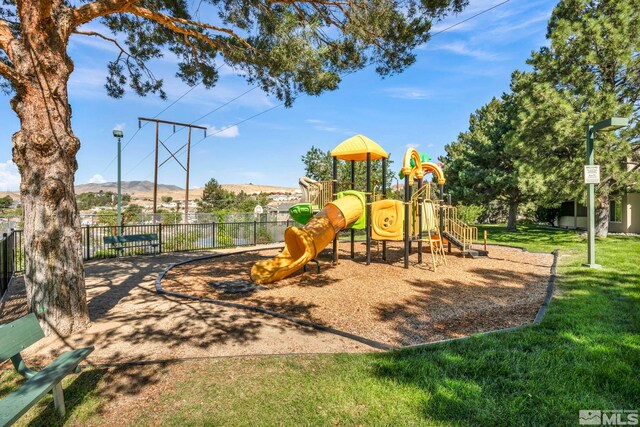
0, 313, 94, 426
103, 233, 159, 256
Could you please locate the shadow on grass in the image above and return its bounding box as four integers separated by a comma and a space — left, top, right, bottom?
16, 362, 171, 427
366, 252, 640, 425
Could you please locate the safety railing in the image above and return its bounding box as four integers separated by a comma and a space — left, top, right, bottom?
3, 220, 294, 281
307, 180, 334, 210
439, 206, 478, 252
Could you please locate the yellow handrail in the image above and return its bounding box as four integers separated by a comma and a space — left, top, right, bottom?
438, 206, 477, 252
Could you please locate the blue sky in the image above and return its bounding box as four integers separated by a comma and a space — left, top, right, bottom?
0, 0, 557, 191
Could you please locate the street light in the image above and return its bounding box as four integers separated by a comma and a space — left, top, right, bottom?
113, 129, 124, 237
584, 117, 628, 268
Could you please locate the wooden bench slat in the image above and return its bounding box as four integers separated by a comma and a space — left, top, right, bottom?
0, 314, 44, 363
103, 236, 119, 244
0, 346, 94, 427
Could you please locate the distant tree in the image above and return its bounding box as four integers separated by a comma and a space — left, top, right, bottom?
301, 146, 395, 195
0, 195, 12, 211
512, 0, 640, 237
157, 209, 181, 225
198, 178, 236, 212
161, 196, 173, 203
235, 191, 271, 213
96, 210, 117, 226
442, 96, 538, 231
122, 204, 143, 225
76, 191, 129, 210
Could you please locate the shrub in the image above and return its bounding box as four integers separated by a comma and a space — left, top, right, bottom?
534, 206, 561, 226
456, 204, 485, 224
256, 225, 273, 244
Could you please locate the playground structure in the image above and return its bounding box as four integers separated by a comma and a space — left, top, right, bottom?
250, 135, 484, 284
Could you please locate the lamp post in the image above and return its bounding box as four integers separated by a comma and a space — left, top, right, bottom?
113, 129, 124, 237
584, 117, 628, 268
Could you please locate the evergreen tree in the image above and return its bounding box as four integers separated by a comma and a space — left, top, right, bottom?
512, 0, 640, 237
301, 145, 395, 195
198, 178, 236, 212
442, 96, 537, 231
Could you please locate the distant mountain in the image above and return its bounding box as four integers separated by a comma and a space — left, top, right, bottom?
74, 180, 300, 198
75, 180, 183, 194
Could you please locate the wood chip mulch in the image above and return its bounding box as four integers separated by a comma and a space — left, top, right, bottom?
161, 242, 554, 346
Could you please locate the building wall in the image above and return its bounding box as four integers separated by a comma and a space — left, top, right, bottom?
556, 192, 639, 233
558, 216, 587, 229
628, 192, 640, 233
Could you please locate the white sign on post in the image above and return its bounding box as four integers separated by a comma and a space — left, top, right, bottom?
584, 165, 601, 184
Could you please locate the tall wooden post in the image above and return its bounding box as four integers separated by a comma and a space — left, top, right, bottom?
139, 117, 206, 225
185, 127, 192, 224
152, 121, 160, 224
439, 183, 445, 233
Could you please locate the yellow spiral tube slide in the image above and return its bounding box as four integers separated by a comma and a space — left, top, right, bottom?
250, 195, 364, 284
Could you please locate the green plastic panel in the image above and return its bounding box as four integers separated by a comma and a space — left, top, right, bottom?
335, 190, 367, 230
289, 203, 315, 225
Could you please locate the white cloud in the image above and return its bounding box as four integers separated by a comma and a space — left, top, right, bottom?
88, 174, 107, 184
113, 123, 125, 131
384, 88, 433, 100
0, 160, 20, 191
207, 125, 240, 138
425, 41, 500, 61
406, 143, 420, 149
304, 119, 353, 134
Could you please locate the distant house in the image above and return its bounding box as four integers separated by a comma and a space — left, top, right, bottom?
556, 191, 640, 233
267, 202, 298, 222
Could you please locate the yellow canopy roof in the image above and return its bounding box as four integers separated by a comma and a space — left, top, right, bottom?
330, 135, 389, 161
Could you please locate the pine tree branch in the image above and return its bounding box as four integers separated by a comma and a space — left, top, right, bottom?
0, 19, 14, 58
72, 0, 137, 28
72, 29, 127, 55
127, 5, 260, 55
0, 58, 19, 85
72, 1, 260, 55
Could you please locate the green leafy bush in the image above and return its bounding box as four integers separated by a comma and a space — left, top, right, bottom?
456, 204, 485, 224
534, 205, 561, 226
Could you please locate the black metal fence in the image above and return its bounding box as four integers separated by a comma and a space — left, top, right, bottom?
0, 220, 294, 299
1, 230, 21, 298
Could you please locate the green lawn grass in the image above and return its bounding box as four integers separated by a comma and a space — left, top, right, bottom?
2, 225, 639, 426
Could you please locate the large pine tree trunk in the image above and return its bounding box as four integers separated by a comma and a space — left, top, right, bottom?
506, 201, 518, 232
10, 19, 90, 336
595, 193, 610, 238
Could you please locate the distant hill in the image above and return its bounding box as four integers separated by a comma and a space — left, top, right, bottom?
1, 180, 300, 204
75, 181, 183, 195
74, 180, 299, 201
